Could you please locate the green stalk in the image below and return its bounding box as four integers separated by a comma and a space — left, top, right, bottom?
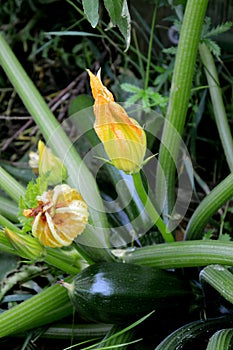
122, 240, 233, 268
0, 230, 16, 255
44, 246, 86, 274
0, 196, 18, 222
144, 1, 158, 90
185, 172, 233, 240
200, 265, 233, 305
132, 172, 174, 242
0, 33, 113, 261
199, 42, 233, 172
0, 215, 21, 233
207, 329, 233, 350
0, 166, 25, 203
156, 0, 208, 220
39, 324, 111, 340
0, 277, 74, 338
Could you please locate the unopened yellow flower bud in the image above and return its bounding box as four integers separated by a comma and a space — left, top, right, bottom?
87, 69, 147, 174
38, 140, 67, 185
4, 228, 43, 260
23, 184, 89, 248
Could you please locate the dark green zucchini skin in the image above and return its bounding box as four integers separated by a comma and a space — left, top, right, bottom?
67, 262, 192, 324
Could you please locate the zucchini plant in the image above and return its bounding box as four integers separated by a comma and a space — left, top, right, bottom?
0, 0, 233, 349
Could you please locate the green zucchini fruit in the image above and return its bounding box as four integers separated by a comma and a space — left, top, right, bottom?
62, 262, 192, 324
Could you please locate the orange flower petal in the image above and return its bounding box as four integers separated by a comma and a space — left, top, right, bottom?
87, 68, 147, 174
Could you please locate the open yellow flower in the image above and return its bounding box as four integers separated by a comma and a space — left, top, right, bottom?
87, 69, 147, 174
23, 184, 89, 248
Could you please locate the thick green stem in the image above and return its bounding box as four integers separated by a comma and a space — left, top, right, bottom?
156, 0, 208, 220
0, 277, 74, 338
132, 172, 174, 242
199, 42, 233, 172
0, 215, 21, 233
122, 240, 233, 268
185, 172, 233, 240
0, 33, 113, 261
206, 329, 233, 350
0, 230, 16, 255
0, 197, 18, 222
0, 166, 25, 203
200, 265, 233, 305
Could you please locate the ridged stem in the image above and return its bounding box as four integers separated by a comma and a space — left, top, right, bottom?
0, 229, 16, 255
122, 240, 233, 268
207, 329, 233, 350
0, 277, 73, 338
185, 172, 233, 240
0, 166, 25, 202
132, 172, 174, 242
156, 0, 208, 220
0, 215, 21, 233
0, 197, 18, 222
200, 265, 233, 305
199, 42, 233, 172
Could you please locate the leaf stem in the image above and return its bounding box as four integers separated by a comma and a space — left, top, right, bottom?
185, 172, 233, 240
144, 1, 158, 90
0, 215, 21, 233
200, 265, 233, 305
156, 0, 208, 219
0, 166, 25, 203
0, 197, 18, 222
0, 277, 74, 337
132, 172, 174, 242
199, 42, 233, 172
123, 240, 233, 268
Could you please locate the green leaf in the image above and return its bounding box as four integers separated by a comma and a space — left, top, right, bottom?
202, 38, 221, 57
121, 83, 142, 93
82, 0, 99, 28
200, 18, 232, 57
18, 177, 48, 233
204, 21, 232, 39
68, 94, 93, 116
219, 233, 231, 242
124, 93, 141, 106
103, 0, 131, 50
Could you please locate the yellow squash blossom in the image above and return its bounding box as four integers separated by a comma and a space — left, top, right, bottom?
23, 184, 89, 248
87, 69, 147, 174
